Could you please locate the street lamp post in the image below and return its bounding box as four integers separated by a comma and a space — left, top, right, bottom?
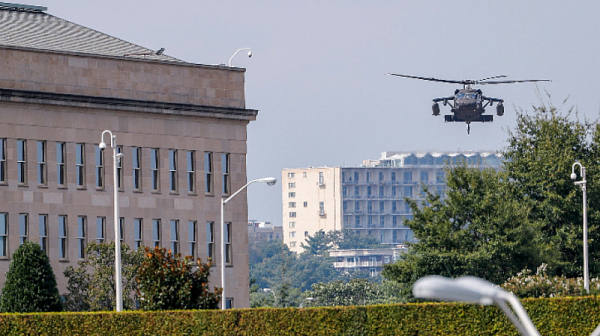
220, 177, 276, 310
413, 275, 541, 336
99, 130, 124, 312
228, 48, 252, 67
571, 161, 589, 294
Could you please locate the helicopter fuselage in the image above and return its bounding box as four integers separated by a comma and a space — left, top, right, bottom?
432, 88, 503, 124
452, 89, 485, 122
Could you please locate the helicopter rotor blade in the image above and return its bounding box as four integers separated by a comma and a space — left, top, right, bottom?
386, 73, 466, 84
478, 79, 552, 85
477, 75, 507, 82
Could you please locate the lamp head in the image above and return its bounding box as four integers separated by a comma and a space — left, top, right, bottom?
571, 172, 577, 180
247, 50, 252, 58
99, 142, 107, 150
413, 275, 500, 306
256, 177, 277, 186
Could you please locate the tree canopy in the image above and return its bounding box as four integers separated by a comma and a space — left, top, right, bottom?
383, 166, 540, 285
63, 241, 143, 311
384, 100, 600, 290
249, 230, 386, 307
504, 102, 600, 277
302, 278, 407, 307
136, 246, 220, 310
300, 229, 384, 255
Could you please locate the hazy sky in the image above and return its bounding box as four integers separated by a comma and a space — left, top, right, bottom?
46, 1, 600, 224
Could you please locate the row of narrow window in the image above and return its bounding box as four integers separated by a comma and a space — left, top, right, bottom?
286, 171, 445, 183
0, 139, 231, 194
0, 213, 233, 265
287, 229, 413, 248
341, 171, 445, 183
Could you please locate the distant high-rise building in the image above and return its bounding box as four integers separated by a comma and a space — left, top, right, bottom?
282, 151, 503, 253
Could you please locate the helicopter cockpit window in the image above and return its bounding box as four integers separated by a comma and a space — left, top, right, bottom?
458, 93, 477, 100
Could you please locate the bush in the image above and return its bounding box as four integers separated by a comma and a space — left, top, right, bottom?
0, 242, 61, 312
136, 246, 221, 310
502, 263, 600, 298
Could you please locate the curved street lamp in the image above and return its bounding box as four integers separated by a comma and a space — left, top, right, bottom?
228, 48, 252, 67
99, 130, 124, 312
413, 275, 540, 336
571, 161, 589, 294
221, 176, 276, 309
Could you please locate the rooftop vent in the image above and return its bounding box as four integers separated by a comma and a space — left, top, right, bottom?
0, 2, 47, 12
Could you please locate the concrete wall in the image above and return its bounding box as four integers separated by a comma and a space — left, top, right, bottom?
0, 47, 246, 109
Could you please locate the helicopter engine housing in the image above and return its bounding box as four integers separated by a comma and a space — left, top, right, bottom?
496, 103, 504, 116
432, 102, 440, 116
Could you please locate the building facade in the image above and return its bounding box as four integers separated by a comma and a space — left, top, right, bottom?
282, 167, 343, 252
248, 221, 283, 242
330, 246, 407, 277
0, 4, 256, 308
282, 151, 502, 253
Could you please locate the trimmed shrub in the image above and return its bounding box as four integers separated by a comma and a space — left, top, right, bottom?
0, 242, 62, 312
0, 297, 599, 335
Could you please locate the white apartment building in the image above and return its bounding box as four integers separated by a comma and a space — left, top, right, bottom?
282, 168, 343, 252
282, 151, 502, 253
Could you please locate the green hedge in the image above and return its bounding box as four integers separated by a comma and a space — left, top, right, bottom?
0, 296, 599, 335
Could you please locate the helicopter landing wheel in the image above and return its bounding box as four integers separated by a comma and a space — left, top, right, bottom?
466, 122, 471, 135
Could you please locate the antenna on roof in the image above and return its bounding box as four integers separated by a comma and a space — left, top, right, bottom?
0, 2, 47, 12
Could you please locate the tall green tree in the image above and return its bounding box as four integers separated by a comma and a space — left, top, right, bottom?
293, 253, 341, 291
63, 241, 144, 311
249, 238, 282, 265
249, 241, 296, 289
383, 166, 541, 285
0, 242, 62, 312
384, 100, 600, 289
300, 230, 333, 255
504, 101, 600, 277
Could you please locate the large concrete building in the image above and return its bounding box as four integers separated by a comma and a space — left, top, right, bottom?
0, 3, 256, 308
282, 151, 502, 253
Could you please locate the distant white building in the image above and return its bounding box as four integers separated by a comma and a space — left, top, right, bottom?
282, 151, 503, 253
247, 221, 283, 242
330, 246, 408, 277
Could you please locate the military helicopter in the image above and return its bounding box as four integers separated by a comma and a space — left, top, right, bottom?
387, 74, 551, 134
